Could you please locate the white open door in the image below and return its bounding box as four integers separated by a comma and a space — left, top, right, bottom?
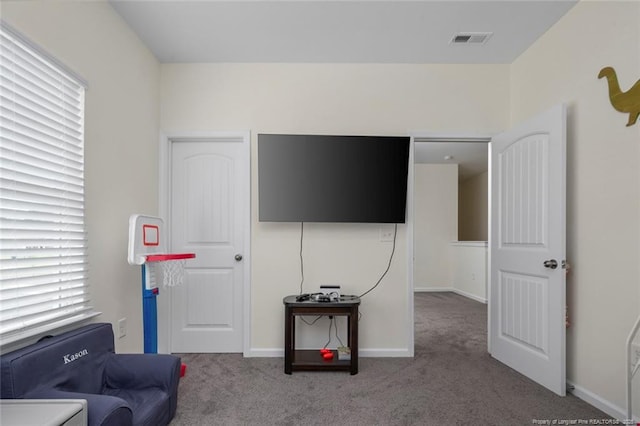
489, 104, 567, 396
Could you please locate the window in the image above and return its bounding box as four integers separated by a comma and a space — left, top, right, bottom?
0, 22, 97, 346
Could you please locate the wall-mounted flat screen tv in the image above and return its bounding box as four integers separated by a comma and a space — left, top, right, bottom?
258, 134, 410, 223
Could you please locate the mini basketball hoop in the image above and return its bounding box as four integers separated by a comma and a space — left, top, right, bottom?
128, 215, 196, 354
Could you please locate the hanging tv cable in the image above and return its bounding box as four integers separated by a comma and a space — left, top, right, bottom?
359, 223, 398, 298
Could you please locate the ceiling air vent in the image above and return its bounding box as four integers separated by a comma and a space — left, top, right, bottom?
450, 32, 493, 45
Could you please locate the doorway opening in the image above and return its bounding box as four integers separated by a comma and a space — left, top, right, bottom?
411, 136, 491, 351
412, 136, 490, 305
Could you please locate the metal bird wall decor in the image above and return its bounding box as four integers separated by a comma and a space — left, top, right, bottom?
598, 66, 640, 127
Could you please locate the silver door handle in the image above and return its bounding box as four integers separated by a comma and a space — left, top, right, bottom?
235, 254, 243, 262
543, 259, 558, 269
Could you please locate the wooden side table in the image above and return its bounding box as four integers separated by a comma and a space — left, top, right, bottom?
283, 295, 360, 375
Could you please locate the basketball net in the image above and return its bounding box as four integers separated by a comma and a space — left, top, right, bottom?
149, 259, 186, 287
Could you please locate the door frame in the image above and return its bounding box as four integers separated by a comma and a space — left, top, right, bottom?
158, 131, 252, 355
408, 132, 493, 354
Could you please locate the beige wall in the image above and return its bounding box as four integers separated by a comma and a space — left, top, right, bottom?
1, 1, 161, 352
511, 0, 640, 417
161, 63, 509, 353
451, 242, 487, 302
414, 164, 458, 290
458, 171, 488, 241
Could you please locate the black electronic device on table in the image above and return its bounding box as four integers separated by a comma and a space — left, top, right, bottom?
295, 293, 331, 303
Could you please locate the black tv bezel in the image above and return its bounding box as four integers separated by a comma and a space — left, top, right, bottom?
257, 133, 410, 224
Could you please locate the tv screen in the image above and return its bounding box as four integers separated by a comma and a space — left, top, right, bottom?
258, 134, 410, 223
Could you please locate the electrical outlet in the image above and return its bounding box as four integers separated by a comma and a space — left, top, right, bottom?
380, 226, 394, 242
118, 318, 127, 339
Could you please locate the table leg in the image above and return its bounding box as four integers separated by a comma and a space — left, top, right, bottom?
350, 305, 358, 375
284, 306, 292, 374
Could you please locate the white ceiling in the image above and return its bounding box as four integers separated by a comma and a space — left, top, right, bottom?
415, 141, 488, 181
109, 0, 577, 64
109, 0, 576, 179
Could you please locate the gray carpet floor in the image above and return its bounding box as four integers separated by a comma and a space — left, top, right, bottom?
171, 292, 610, 425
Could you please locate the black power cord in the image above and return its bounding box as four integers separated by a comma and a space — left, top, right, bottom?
299, 221, 305, 295
358, 223, 398, 298
300, 315, 323, 326
297, 222, 397, 326
323, 316, 345, 349
298, 221, 323, 326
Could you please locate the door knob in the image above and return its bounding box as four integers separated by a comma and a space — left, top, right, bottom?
543, 259, 558, 269
235, 254, 243, 262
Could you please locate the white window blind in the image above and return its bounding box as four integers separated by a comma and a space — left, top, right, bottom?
0, 23, 97, 346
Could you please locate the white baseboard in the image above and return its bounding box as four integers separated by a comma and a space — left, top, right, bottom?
414, 286, 451, 292
567, 380, 635, 422
359, 348, 412, 357
245, 348, 282, 357
414, 286, 487, 304
452, 288, 487, 304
